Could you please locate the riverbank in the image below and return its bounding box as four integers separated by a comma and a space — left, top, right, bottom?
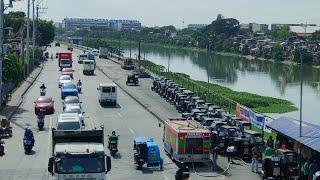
83, 37, 320, 69
139, 59, 297, 114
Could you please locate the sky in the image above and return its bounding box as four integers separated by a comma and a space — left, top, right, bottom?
9, 0, 320, 28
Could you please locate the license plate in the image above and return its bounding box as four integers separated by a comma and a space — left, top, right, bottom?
273, 167, 280, 176
40, 109, 46, 112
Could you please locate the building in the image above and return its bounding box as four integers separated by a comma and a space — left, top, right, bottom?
250, 23, 269, 33
240, 23, 250, 30
187, 24, 208, 30
62, 18, 141, 30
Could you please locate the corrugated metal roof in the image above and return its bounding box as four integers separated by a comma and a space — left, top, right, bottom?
267, 116, 320, 153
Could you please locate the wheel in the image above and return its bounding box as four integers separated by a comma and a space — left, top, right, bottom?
160, 163, 163, 171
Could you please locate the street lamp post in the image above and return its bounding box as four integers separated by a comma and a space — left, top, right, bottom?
25, 0, 30, 77
299, 50, 303, 137
206, 41, 211, 101
32, 0, 35, 68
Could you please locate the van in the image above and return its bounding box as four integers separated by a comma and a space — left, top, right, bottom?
83, 60, 95, 75
56, 113, 84, 130
97, 82, 117, 106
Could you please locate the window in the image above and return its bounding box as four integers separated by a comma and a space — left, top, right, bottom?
112, 87, 116, 92
56, 156, 105, 174
60, 60, 70, 65
102, 87, 111, 93
57, 121, 80, 130
185, 138, 203, 154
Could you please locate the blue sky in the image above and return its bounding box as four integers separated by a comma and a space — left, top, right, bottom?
10, 0, 320, 28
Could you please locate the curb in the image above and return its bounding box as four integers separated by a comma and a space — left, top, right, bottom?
7, 64, 44, 120
96, 65, 165, 124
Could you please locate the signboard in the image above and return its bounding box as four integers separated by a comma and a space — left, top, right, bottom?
237, 104, 265, 130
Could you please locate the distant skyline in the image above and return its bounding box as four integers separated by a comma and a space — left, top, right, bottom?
9, 0, 320, 28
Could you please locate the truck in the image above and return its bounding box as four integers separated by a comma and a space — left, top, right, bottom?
48, 129, 111, 179
58, 52, 73, 71
99, 47, 109, 59
83, 59, 95, 75
163, 118, 211, 162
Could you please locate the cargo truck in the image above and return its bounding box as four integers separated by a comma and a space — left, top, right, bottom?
99, 47, 109, 59
58, 52, 73, 71
163, 118, 211, 162
48, 129, 111, 179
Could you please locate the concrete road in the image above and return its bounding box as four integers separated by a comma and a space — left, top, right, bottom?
0, 44, 180, 180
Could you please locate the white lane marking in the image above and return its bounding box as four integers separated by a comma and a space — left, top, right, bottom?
129, 128, 135, 135
117, 112, 122, 118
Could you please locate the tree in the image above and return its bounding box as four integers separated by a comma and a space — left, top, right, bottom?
293, 48, 313, 64
36, 20, 55, 46
312, 30, 320, 40
4, 11, 26, 37
3, 53, 23, 85
272, 43, 284, 61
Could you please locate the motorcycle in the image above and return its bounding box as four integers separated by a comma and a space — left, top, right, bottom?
77, 84, 82, 93
0, 141, 4, 156
40, 88, 46, 96
23, 138, 34, 154
109, 141, 118, 156
37, 116, 44, 130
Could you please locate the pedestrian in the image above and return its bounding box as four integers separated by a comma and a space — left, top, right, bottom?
251, 144, 259, 173
226, 143, 236, 163
266, 136, 273, 148
211, 146, 219, 172
175, 162, 189, 180
303, 159, 310, 179
308, 159, 319, 180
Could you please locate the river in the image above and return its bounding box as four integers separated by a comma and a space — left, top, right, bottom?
122, 45, 320, 125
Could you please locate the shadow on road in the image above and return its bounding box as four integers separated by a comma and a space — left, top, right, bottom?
100, 104, 122, 109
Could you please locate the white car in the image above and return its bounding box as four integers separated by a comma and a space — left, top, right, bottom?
63, 104, 85, 126
62, 96, 82, 110
59, 75, 72, 88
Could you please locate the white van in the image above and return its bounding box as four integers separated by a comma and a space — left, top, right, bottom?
83, 59, 95, 75
57, 113, 84, 130
92, 49, 99, 56
97, 82, 117, 106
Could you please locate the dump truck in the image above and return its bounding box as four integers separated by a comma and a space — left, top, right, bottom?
99, 47, 109, 59
163, 118, 211, 162
48, 129, 111, 179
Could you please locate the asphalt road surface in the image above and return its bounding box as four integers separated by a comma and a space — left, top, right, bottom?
0, 45, 183, 180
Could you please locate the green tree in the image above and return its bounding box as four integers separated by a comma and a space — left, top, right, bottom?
3, 53, 23, 85
272, 43, 284, 61
36, 20, 55, 46
312, 30, 320, 40
293, 48, 313, 64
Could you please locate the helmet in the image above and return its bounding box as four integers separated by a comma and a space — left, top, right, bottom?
112, 131, 116, 135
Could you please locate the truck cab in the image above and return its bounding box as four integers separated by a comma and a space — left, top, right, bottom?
58, 52, 73, 71
48, 129, 111, 179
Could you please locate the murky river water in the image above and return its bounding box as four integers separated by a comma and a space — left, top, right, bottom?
122, 45, 320, 125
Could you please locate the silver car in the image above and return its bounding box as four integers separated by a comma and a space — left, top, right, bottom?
62, 96, 82, 110
63, 104, 85, 126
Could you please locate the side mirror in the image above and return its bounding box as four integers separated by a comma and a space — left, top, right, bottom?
106, 155, 111, 173
48, 157, 54, 175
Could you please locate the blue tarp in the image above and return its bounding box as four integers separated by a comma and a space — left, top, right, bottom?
267, 116, 320, 153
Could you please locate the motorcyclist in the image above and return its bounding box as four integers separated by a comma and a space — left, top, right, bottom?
175, 162, 190, 180
108, 131, 119, 148
40, 83, 46, 90
23, 128, 34, 146
77, 80, 82, 87
51, 54, 53, 60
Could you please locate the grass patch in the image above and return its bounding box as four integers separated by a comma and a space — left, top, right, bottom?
141, 59, 297, 114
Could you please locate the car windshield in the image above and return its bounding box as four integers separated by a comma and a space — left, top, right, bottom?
37, 98, 51, 103
56, 156, 105, 174
65, 98, 79, 104
57, 121, 80, 130
60, 76, 71, 80
65, 108, 81, 114
63, 84, 77, 89
60, 60, 70, 64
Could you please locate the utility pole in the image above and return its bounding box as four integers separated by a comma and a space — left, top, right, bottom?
299, 50, 304, 137
129, 29, 132, 59
138, 40, 141, 70
167, 53, 170, 72
0, 0, 4, 105
32, 0, 35, 69
206, 42, 210, 101
25, 0, 30, 76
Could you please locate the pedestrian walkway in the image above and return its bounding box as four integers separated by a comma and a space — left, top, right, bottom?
0, 65, 43, 120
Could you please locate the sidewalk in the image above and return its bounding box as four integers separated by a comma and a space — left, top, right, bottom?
0, 65, 43, 120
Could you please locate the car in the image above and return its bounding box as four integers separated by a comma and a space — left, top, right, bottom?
34, 96, 55, 115
63, 104, 85, 126
78, 54, 88, 64
58, 75, 72, 88
57, 113, 83, 130
61, 83, 78, 99
61, 68, 74, 79
62, 96, 82, 110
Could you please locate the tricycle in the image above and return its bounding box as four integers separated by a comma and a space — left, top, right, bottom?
126, 74, 139, 86
0, 117, 12, 138
133, 137, 163, 170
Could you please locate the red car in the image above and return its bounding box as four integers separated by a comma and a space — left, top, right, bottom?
61, 68, 74, 79
34, 96, 55, 115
